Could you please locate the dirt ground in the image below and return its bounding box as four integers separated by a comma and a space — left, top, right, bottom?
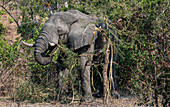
0, 96, 138, 107
0, 3, 140, 107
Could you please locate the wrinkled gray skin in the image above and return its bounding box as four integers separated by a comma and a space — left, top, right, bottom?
28, 10, 119, 101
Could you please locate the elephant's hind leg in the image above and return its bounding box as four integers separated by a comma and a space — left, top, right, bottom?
57, 68, 69, 101
111, 50, 120, 99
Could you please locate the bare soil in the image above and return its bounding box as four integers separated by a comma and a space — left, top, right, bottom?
0, 96, 138, 107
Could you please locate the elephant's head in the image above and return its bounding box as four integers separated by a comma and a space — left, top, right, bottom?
23, 11, 78, 65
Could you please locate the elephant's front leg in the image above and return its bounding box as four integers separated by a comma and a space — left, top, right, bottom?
80, 55, 94, 101
80, 55, 92, 98
80, 46, 94, 101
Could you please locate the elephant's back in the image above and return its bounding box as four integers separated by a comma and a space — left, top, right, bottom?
66, 10, 97, 21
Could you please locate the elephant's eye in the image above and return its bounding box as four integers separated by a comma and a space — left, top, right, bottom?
57, 27, 67, 36
57, 27, 62, 34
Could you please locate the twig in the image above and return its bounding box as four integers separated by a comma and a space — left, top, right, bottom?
109, 42, 114, 92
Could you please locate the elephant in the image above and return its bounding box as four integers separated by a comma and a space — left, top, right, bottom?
22, 10, 119, 101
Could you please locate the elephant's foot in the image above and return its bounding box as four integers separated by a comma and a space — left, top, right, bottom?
81, 94, 94, 102
59, 94, 67, 101
111, 91, 120, 99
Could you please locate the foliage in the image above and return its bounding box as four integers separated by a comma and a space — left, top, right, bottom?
0, 0, 169, 106
8, 17, 14, 23
0, 23, 6, 34
0, 23, 19, 66
111, 0, 169, 106
0, 9, 6, 15
0, 23, 22, 97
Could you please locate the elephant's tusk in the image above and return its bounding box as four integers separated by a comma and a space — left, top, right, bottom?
22, 41, 35, 47
49, 42, 56, 46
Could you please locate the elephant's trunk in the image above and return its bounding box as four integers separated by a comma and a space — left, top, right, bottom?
34, 33, 54, 65
34, 50, 52, 65
34, 40, 51, 65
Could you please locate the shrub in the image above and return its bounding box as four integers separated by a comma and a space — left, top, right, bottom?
0, 23, 6, 34
0, 9, 5, 15
8, 17, 14, 23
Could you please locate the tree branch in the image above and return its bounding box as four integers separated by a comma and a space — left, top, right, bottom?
103, 42, 110, 104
